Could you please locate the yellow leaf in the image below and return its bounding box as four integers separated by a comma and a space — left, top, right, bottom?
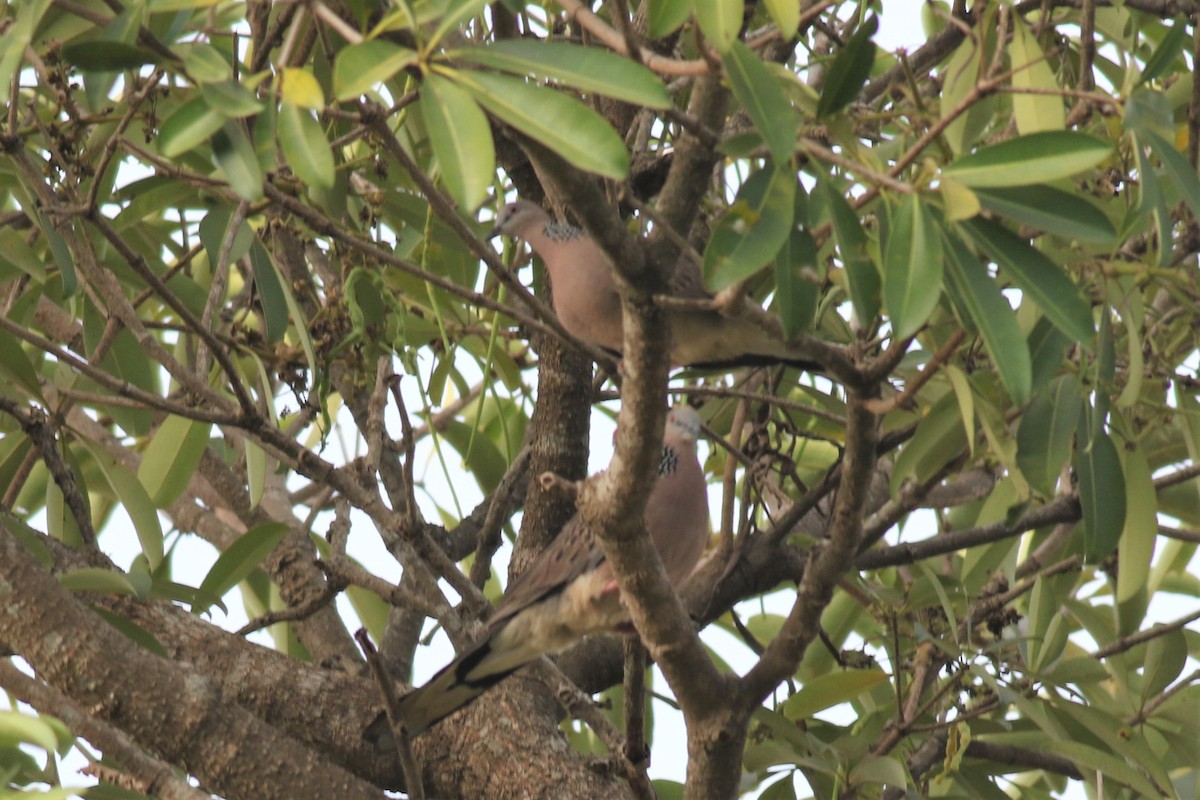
280, 67, 325, 109
940, 177, 981, 222
1010, 16, 1064, 133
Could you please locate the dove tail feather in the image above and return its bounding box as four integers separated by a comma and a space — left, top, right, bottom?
397, 623, 545, 736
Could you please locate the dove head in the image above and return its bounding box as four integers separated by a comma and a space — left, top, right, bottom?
490, 200, 548, 240
666, 405, 702, 445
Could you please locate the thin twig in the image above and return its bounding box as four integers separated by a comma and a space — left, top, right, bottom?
555, 0, 715, 76
196, 200, 247, 380
536, 659, 655, 800
720, 392, 750, 550
365, 358, 392, 474
235, 571, 346, 636
0, 398, 96, 545
1130, 668, 1200, 725
800, 137, 914, 194
354, 629, 426, 800
621, 639, 654, 800
310, 0, 362, 44
678, 384, 845, 427
1094, 608, 1200, 660
469, 445, 532, 589
386, 375, 421, 530
866, 330, 969, 408
1157, 524, 1200, 543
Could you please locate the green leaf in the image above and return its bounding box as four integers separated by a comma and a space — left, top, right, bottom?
1076, 425, 1126, 563
199, 80, 264, 117
158, 96, 226, 157
58, 567, 150, 598
245, 439, 266, 510
1142, 629, 1186, 701
775, 229, 818, 337
940, 33, 987, 155
1027, 317, 1071, 389
883, 193, 942, 340
1016, 375, 1082, 496
959, 217, 1095, 346
0, 326, 45, 401
650, 780, 685, 800
0, 711, 64, 754
1123, 87, 1175, 141
195, 522, 291, 613
1111, 280, 1145, 409
60, 41, 158, 70
279, 103, 335, 191
137, 416, 212, 508
942, 233, 1032, 404
1009, 14, 1064, 133
91, 606, 168, 657
647, 0, 692, 38
1116, 447, 1157, 604
449, 40, 671, 109
722, 40, 798, 163
1049, 700, 1174, 792
974, 186, 1116, 244
439, 419, 508, 494
702, 167, 795, 291
418, 74, 495, 211
275, 266, 317, 379
426, 0, 488, 51
1139, 17, 1189, 85
819, 179, 879, 325
694, 0, 740, 52
345, 581, 391, 640
943, 132, 1111, 188
0, 0, 50, 107
38, 213, 77, 296
454, 70, 629, 179
0, 227, 48, 282
333, 41, 418, 101
1047, 741, 1163, 799
816, 16, 877, 118
212, 122, 264, 202
1131, 134, 1173, 268
763, 0, 800, 38
76, 439, 164, 570
249, 240, 290, 343
179, 42, 232, 83
1143, 129, 1200, 222
850, 755, 908, 788
47, 477, 83, 548
891, 390, 968, 494
945, 365, 976, 455
278, 104, 336, 191
782, 669, 890, 720
938, 176, 980, 222
199, 206, 254, 266
367, 4, 418, 36
1025, 572, 1073, 673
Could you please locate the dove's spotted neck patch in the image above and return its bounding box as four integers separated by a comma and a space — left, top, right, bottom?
542, 221, 585, 243
659, 445, 679, 476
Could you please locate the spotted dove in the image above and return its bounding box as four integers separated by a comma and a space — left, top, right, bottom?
379, 405, 709, 737
492, 200, 819, 371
